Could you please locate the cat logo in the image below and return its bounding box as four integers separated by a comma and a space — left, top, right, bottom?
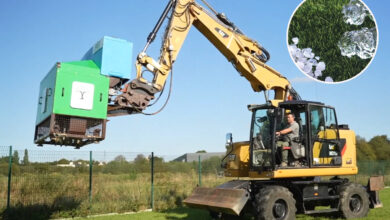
215, 28, 229, 38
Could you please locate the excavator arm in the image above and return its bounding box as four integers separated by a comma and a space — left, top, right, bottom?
115, 0, 299, 113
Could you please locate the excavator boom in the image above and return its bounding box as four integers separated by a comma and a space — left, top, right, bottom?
115, 0, 299, 113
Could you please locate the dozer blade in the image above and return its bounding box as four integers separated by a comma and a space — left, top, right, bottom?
183, 187, 249, 216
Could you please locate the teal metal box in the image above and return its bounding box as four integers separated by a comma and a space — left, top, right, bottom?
82, 36, 133, 79
34, 60, 109, 147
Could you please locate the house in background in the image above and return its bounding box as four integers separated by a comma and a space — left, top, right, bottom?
172, 152, 225, 162
56, 161, 76, 167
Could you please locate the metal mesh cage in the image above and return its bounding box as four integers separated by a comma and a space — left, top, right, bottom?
34, 114, 106, 148
35, 116, 51, 141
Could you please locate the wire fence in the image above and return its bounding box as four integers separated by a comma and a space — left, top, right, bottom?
0, 146, 227, 219
0, 146, 388, 219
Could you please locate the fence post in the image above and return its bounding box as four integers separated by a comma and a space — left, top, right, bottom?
151, 152, 154, 210
89, 151, 93, 204
7, 145, 12, 209
198, 155, 202, 187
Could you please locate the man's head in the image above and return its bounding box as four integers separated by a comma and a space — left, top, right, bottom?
286, 113, 295, 124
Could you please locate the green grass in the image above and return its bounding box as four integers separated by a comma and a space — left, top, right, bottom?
0, 161, 387, 219
288, 0, 376, 82
84, 188, 390, 220
0, 172, 228, 219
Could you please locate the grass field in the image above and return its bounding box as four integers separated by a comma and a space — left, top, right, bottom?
83, 188, 390, 220
0, 160, 388, 219
0, 171, 228, 219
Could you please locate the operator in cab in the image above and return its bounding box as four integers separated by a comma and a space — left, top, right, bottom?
276, 113, 299, 167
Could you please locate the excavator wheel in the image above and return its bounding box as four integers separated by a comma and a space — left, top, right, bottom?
338, 183, 369, 219
253, 185, 296, 220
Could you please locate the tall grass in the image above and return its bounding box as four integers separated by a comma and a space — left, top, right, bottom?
0, 171, 228, 219
0, 159, 388, 219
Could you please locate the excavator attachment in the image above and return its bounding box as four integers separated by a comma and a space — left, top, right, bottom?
183, 181, 249, 216
367, 175, 385, 208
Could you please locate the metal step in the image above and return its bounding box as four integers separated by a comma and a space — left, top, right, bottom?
305, 208, 339, 215
303, 195, 339, 201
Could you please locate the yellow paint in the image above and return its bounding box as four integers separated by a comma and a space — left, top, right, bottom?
226, 129, 357, 179
225, 141, 250, 177
249, 167, 358, 178
134, 0, 291, 104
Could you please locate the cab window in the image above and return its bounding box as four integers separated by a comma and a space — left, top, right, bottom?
309, 105, 341, 166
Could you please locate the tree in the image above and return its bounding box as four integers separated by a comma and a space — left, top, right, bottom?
201, 156, 223, 174
22, 149, 29, 165
134, 154, 146, 163
114, 155, 126, 163
356, 136, 376, 161
58, 158, 70, 164
196, 150, 207, 153
369, 135, 390, 160
13, 150, 20, 164
134, 154, 149, 173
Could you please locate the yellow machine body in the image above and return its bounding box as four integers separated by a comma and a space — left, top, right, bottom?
225, 128, 357, 179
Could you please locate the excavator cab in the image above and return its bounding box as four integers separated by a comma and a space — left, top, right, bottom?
249, 100, 345, 172
222, 100, 350, 179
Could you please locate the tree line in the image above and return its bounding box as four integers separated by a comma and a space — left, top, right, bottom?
0, 151, 223, 176
356, 135, 390, 161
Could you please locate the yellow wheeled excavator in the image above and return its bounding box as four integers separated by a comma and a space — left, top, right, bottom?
116, 0, 383, 219
36, 0, 384, 218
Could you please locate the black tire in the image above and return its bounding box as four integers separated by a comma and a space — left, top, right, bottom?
253, 185, 296, 220
339, 183, 370, 219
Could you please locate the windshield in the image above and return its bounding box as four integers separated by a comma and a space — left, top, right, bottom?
251, 108, 274, 168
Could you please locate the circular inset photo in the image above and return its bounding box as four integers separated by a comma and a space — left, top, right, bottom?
287, 0, 378, 83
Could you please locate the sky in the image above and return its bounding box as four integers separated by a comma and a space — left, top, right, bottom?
0, 0, 389, 157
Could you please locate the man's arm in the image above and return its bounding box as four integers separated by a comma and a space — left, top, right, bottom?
276, 128, 293, 136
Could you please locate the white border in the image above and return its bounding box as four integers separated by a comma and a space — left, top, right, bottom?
286, 0, 380, 84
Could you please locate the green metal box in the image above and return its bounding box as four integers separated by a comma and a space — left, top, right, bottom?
34, 60, 109, 147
